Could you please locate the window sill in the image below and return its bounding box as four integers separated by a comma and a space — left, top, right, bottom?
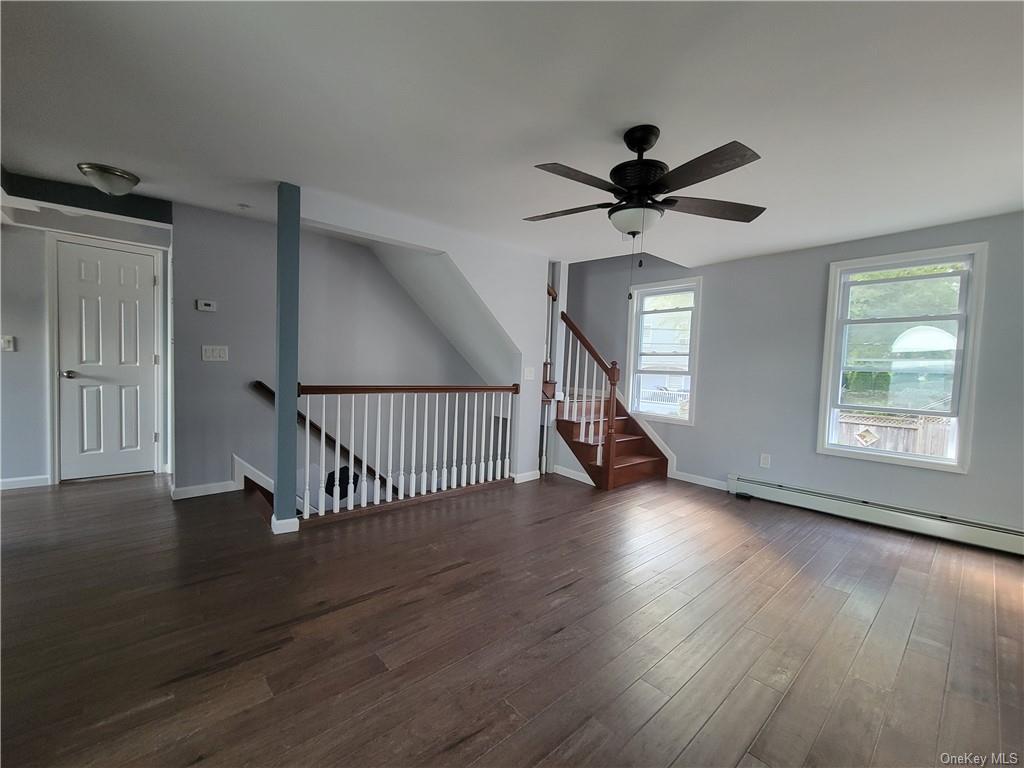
816, 443, 967, 473
634, 412, 694, 427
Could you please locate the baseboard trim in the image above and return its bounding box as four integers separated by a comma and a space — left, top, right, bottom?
513, 470, 541, 484
169, 455, 275, 501
232, 454, 274, 493
270, 516, 300, 534
551, 465, 595, 487
728, 474, 1023, 555
0, 475, 51, 490
668, 469, 728, 491
170, 480, 238, 500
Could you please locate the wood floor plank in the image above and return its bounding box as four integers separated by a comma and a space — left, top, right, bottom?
871, 649, 948, 767
2, 474, 1017, 768
670, 677, 781, 768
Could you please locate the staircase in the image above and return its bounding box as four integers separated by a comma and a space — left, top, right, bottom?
555, 311, 668, 490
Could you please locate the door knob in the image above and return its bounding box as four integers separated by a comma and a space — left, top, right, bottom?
60, 369, 78, 379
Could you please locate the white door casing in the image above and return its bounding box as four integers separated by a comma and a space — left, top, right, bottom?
57, 238, 156, 479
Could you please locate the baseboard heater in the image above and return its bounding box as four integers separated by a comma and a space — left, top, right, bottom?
728, 474, 1022, 556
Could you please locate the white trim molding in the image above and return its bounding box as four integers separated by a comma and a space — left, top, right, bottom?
513, 469, 541, 484
551, 464, 595, 486
728, 474, 1022, 555
0, 475, 52, 491
625, 275, 702, 427
816, 242, 988, 473
169, 454, 275, 501
170, 480, 238, 501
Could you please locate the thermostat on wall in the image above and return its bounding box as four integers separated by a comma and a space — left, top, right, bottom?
195, 299, 217, 312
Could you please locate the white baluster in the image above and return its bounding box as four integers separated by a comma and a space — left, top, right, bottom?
374, 394, 382, 505
581, 354, 591, 441
496, 393, 505, 480
478, 392, 487, 482
409, 393, 418, 498
596, 376, 606, 466
540, 399, 549, 475
441, 393, 450, 491
504, 391, 513, 479
591, 357, 600, 442
398, 394, 406, 500
318, 395, 327, 516
572, 337, 582, 421
386, 394, 394, 503
487, 392, 496, 481
333, 395, 341, 513
462, 392, 469, 486
348, 395, 356, 511
303, 394, 311, 519
451, 393, 460, 489
361, 394, 368, 508
431, 393, 440, 493
470, 393, 478, 484
420, 392, 429, 495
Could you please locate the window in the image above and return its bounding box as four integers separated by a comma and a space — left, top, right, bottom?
818, 244, 987, 472
627, 278, 701, 424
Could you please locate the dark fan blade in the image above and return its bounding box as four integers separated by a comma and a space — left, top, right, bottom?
535, 163, 625, 195
661, 196, 765, 222
653, 141, 760, 194
524, 202, 613, 222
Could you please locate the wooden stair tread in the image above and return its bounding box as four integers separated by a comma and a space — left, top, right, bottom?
610, 453, 666, 468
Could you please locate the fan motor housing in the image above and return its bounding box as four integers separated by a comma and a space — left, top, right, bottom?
610, 159, 669, 192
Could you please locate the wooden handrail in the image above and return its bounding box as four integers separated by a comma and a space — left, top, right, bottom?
299, 384, 520, 396
560, 311, 617, 378
250, 381, 392, 488
547, 284, 558, 300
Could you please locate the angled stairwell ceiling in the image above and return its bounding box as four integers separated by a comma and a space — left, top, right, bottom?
372, 243, 521, 385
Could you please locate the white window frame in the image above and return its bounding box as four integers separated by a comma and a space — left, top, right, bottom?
626, 276, 702, 426
817, 242, 987, 473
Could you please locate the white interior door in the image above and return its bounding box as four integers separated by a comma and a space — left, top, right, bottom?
57, 238, 156, 480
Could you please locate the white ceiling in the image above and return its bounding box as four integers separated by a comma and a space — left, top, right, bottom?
2, 2, 1021, 266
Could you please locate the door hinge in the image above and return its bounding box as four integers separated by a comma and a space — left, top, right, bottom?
154, 275, 159, 287
154, 432, 160, 443
154, 354, 160, 365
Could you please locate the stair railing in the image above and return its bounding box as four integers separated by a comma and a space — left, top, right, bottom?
560, 311, 619, 487
296, 384, 519, 519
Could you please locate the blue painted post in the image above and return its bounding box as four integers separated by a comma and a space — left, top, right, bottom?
273, 182, 301, 531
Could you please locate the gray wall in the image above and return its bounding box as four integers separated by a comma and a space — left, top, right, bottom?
172, 204, 482, 488
566, 212, 1023, 532
1, 225, 49, 480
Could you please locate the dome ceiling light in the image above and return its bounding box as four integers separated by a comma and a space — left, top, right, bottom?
76, 163, 140, 196
524, 124, 766, 246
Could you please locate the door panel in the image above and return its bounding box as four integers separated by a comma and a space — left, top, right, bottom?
58, 240, 156, 480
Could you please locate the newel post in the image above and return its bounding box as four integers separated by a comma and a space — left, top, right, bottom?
603, 362, 619, 490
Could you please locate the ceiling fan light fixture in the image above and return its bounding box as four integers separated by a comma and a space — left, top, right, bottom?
608, 204, 662, 236
76, 163, 140, 196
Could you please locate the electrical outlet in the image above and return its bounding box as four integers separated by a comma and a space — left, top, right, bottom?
201, 345, 229, 362
759, 453, 771, 469
195, 299, 217, 312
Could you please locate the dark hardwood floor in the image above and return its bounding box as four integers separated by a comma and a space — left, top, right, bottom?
2, 474, 1020, 767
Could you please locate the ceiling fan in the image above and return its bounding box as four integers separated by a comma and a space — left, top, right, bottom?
524, 125, 765, 240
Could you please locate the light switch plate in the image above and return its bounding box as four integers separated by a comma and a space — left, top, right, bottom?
195, 299, 217, 312
202, 345, 229, 362
524, 366, 535, 381
0, 335, 14, 352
